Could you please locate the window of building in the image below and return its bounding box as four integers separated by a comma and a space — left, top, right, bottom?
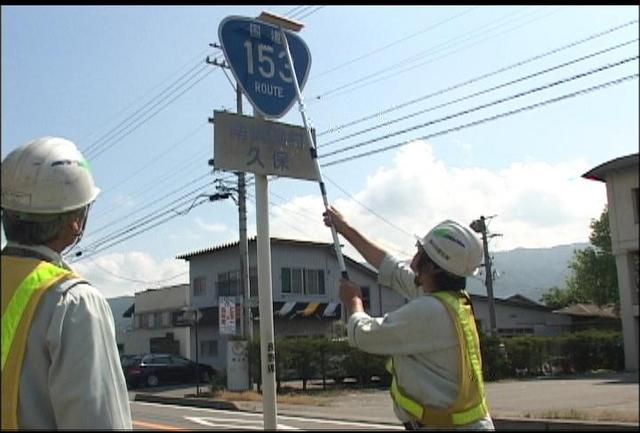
201, 340, 218, 357
305, 269, 325, 295
281, 267, 325, 295
193, 276, 207, 297
217, 270, 240, 296
162, 311, 171, 327
282, 267, 303, 294
291, 268, 303, 294
137, 313, 150, 329
153, 312, 163, 329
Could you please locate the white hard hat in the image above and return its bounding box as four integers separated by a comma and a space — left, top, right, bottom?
1, 137, 100, 214
417, 220, 483, 277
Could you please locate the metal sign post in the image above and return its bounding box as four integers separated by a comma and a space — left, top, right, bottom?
254, 168, 276, 429
217, 12, 315, 430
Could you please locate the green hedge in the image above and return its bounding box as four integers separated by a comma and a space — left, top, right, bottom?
246, 329, 624, 392
480, 329, 624, 378
249, 337, 389, 391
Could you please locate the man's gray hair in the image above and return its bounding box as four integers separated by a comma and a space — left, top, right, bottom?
2, 207, 87, 245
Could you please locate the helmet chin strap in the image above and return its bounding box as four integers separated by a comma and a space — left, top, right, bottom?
61, 204, 91, 258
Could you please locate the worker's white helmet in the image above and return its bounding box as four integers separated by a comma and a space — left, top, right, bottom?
1, 137, 100, 214
417, 220, 483, 277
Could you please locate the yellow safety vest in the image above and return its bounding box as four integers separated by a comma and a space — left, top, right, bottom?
386, 290, 489, 428
1, 255, 79, 430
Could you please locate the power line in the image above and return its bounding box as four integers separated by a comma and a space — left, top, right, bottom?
311, 7, 478, 80
283, 6, 306, 18
89, 162, 211, 224
72, 192, 230, 262
287, 6, 313, 19
88, 67, 214, 160
310, 6, 561, 103
324, 175, 415, 239
77, 47, 211, 145
82, 183, 215, 250
295, 6, 325, 20
320, 56, 638, 159
318, 39, 638, 150
98, 122, 208, 197
83, 60, 206, 156
85, 172, 213, 240
314, 20, 639, 140
322, 73, 638, 167
83, 255, 188, 285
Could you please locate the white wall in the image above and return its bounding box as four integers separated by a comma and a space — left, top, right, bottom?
123, 327, 190, 357
604, 164, 639, 371
135, 284, 188, 312
606, 169, 639, 254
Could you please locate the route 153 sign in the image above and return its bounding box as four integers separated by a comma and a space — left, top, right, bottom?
218, 15, 311, 119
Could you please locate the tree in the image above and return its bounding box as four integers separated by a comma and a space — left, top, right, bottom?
540, 286, 578, 310
541, 207, 619, 308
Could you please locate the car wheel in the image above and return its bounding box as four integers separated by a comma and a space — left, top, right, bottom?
146, 374, 159, 387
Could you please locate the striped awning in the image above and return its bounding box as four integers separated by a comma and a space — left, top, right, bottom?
252, 301, 341, 320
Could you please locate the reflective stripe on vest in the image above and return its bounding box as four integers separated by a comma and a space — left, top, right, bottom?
385, 291, 489, 427
1, 256, 78, 430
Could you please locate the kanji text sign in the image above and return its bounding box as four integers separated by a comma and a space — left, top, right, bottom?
219, 296, 236, 335
214, 111, 318, 181
218, 16, 311, 119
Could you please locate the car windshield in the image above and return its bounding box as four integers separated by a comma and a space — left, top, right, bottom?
122, 355, 142, 367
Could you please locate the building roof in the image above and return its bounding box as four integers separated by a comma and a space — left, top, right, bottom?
175, 237, 377, 278
470, 293, 550, 311
582, 153, 639, 182
553, 303, 620, 319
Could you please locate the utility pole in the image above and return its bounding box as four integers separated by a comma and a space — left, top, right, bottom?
236, 85, 253, 343
207, 47, 252, 343
471, 215, 497, 337
207, 48, 252, 394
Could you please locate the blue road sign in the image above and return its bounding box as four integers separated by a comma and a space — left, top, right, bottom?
218, 16, 311, 119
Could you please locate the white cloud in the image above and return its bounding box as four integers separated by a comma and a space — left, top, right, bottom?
195, 217, 228, 233
112, 193, 135, 208
73, 251, 189, 298
268, 140, 606, 262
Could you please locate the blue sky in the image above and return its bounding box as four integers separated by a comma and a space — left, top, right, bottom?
2, 5, 638, 298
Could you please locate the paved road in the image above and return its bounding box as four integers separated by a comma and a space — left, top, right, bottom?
131, 371, 639, 430
132, 400, 402, 430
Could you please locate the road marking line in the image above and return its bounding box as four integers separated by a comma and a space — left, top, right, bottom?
185, 416, 299, 430
133, 401, 402, 429
133, 420, 187, 430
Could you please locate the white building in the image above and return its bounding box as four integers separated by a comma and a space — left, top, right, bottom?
583, 153, 639, 371
122, 283, 191, 358
173, 238, 405, 370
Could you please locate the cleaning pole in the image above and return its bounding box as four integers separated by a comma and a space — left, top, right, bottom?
279, 27, 349, 281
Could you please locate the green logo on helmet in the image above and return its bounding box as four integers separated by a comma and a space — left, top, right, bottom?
433, 228, 466, 248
